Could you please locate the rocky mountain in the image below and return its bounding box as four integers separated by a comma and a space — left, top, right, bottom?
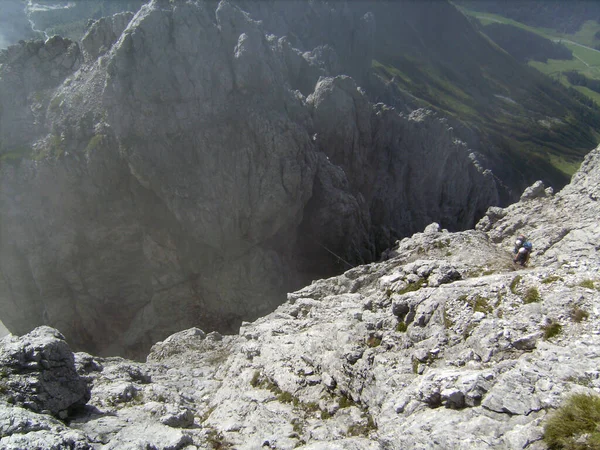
1, 143, 599, 449
0, 0, 501, 358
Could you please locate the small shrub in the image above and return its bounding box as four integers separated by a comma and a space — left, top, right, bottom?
398, 278, 425, 294
542, 321, 562, 340
579, 279, 596, 289
347, 414, 377, 437
206, 428, 234, 449
339, 393, 355, 409
250, 370, 260, 388
543, 394, 600, 449
396, 322, 407, 332
570, 306, 590, 323
278, 391, 294, 404
366, 336, 382, 348
320, 410, 332, 420
566, 375, 593, 388
510, 275, 522, 294
291, 418, 303, 435
412, 359, 419, 374
303, 402, 320, 413
470, 295, 492, 314
433, 240, 450, 249
523, 287, 541, 304
462, 321, 478, 341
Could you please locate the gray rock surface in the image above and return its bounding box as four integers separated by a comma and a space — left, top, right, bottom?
0, 144, 598, 448
81, 12, 134, 61
0, 326, 90, 416
0, 35, 81, 150
0, 0, 498, 358
0, 320, 8, 339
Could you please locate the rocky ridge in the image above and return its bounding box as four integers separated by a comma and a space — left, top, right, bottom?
0, 0, 498, 358
1, 144, 599, 449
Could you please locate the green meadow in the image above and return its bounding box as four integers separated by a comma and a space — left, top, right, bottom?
458, 6, 600, 100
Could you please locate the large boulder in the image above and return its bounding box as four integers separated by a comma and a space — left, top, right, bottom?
0, 326, 90, 417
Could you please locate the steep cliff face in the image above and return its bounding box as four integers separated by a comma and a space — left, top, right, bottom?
0, 146, 598, 449
0, 0, 498, 358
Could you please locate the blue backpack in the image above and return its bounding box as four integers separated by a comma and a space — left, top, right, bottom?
523, 241, 533, 251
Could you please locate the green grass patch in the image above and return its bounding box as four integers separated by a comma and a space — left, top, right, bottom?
250, 370, 260, 388
574, 85, 600, 106
277, 391, 294, 404
339, 393, 356, 409
542, 320, 562, 340
398, 278, 425, 295
542, 275, 563, 284
566, 375, 593, 388
396, 322, 408, 333
510, 275, 522, 294
469, 295, 492, 314
0, 146, 33, 165
206, 428, 234, 450
571, 20, 600, 47
579, 279, 596, 289
524, 287, 541, 304
33, 133, 66, 161
347, 414, 377, 437
366, 335, 382, 348
548, 154, 583, 177
460, 6, 600, 108
320, 410, 332, 420
84, 134, 105, 154
543, 394, 600, 449
412, 359, 420, 375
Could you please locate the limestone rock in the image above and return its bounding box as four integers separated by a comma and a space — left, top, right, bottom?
0, 405, 92, 450
0, 143, 599, 448
0, 326, 90, 416
520, 180, 547, 201
0, 0, 498, 358
81, 12, 134, 60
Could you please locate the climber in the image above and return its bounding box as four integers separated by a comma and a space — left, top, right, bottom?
513, 234, 526, 255
514, 239, 532, 266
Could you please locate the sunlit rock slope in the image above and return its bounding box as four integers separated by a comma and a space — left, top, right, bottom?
1, 145, 599, 448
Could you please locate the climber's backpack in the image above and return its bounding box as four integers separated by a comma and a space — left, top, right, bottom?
523, 241, 533, 251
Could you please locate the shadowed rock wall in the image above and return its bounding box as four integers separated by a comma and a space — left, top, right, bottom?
0, 0, 498, 358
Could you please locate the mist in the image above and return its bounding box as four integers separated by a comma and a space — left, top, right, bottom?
0, 0, 37, 49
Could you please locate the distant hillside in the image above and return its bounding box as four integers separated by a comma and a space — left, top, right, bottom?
480, 23, 573, 63
457, 0, 600, 34
231, 0, 600, 198
363, 1, 600, 198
